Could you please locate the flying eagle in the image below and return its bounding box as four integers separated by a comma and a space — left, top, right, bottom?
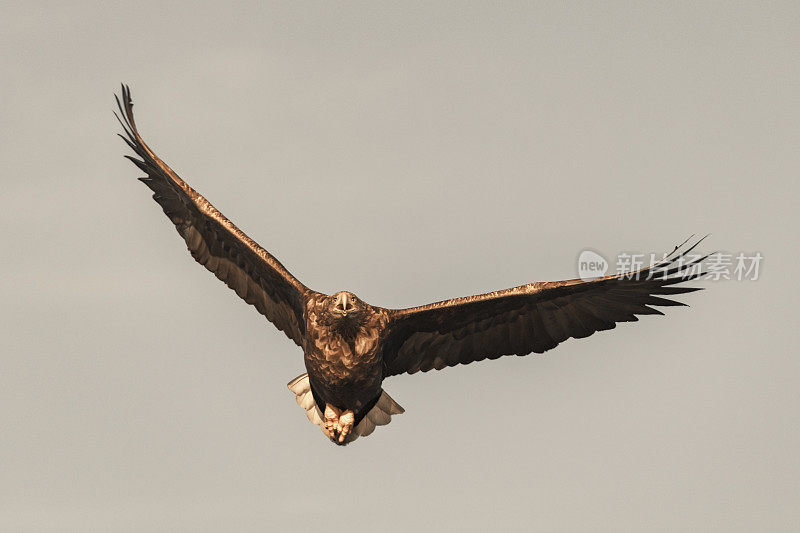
115, 85, 707, 445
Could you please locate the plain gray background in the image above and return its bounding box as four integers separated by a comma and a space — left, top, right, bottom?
2, 2, 798, 531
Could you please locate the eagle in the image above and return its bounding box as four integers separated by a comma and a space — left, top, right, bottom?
115, 85, 707, 445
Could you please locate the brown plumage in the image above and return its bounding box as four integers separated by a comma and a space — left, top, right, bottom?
116, 85, 708, 445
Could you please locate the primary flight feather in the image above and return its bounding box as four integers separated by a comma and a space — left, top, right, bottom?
116, 85, 707, 445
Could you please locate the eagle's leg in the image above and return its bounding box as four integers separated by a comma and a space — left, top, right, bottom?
323, 404, 340, 439
323, 404, 355, 444
338, 410, 354, 443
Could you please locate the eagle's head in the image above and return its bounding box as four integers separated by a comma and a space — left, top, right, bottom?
321, 291, 367, 330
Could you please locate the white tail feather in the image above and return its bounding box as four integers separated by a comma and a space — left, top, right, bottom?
287, 373, 403, 443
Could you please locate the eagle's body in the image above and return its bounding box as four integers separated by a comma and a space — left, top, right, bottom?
116, 85, 708, 445
302, 293, 390, 436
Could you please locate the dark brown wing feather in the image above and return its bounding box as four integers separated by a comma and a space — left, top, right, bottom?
382, 240, 707, 376
115, 85, 313, 346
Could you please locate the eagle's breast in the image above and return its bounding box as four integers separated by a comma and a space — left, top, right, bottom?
302, 297, 390, 408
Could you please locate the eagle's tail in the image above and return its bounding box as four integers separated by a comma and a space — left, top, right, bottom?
287, 373, 404, 444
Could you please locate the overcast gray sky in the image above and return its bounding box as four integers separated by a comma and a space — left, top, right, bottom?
2, 2, 799, 531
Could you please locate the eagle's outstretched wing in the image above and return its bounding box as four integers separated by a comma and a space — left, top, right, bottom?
381, 239, 707, 376
116, 85, 313, 346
